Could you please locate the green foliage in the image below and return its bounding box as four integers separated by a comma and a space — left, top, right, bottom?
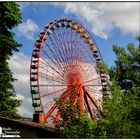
94, 119, 111, 138
0, 2, 21, 30
95, 81, 140, 138
94, 36, 140, 138
56, 99, 95, 138
0, 97, 22, 118
59, 113, 95, 138
0, 2, 22, 60
110, 38, 140, 89
94, 81, 121, 138
0, 2, 22, 118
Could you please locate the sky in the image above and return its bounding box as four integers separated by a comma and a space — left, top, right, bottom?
8, 2, 139, 118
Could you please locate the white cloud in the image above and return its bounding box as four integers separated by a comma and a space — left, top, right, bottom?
9, 52, 33, 118
17, 19, 39, 40
51, 2, 139, 39
15, 94, 33, 118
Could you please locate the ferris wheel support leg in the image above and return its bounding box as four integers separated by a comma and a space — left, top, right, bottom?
47, 88, 74, 124
58, 88, 79, 127
79, 85, 85, 115
85, 91, 101, 112
53, 112, 61, 125
44, 103, 58, 121
63, 95, 79, 127
84, 93, 95, 120
44, 91, 68, 121
73, 95, 78, 106
53, 93, 70, 125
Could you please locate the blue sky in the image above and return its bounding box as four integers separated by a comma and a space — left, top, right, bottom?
14, 2, 139, 66
9, 2, 139, 117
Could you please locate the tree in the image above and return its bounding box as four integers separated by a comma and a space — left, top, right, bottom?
110, 37, 140, 137
0, 2, 22, 118
55, 99, 95, 138
94, 36, 140, 138
59, 113, 95, 138
110, 38, 140, 90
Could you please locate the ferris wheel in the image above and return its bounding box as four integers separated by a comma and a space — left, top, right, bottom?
30, 18, 110, 125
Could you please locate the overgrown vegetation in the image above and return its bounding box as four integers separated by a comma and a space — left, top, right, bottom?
59, 113, 95, 138
101, 37, 140, 138
0, 2, 22, 118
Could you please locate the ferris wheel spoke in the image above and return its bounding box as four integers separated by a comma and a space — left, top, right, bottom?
58, 28, 69, 57
39, 62, 67, 82
85, 87, 102, 94
39, 66, 67, 84
68, 29, 76, 65
39, 58, 68, 82
76, 65, 92, 82
53, 29, 71, 69
63, 28, 76, 67
67, 28, 73, 64
72, 31, 94, 72
84, 84, 104, 86
44, 42, 66, 72
68, 28, 75, 64
39, 72, 66, 84
80, 56, 94, 72
43, 100, 54, 108
80, 61, 96, 77
48, 35, 66, 65
53, 28, 70, 65
39, 84, 70, 87
84, 86, 103, 96
78, 56, 94, 76
83, 65, 98, 81
64, 28, 72, 58
77, 44, 88, 63
52, 37, 67, 66
74, 51, 92, 76
53, 34, 67, 65
81, 64, 94, 78
83, 76, 101, 84
71, 31, 78, 64
40, 87, 68, 98
42, 43, 66, 75
74, 32, 83, 65
40, 49, 61, 69
62, 28, 76, 66
39, 73, 67, 84
65, 28, 72, 54
74, 35, 84, 66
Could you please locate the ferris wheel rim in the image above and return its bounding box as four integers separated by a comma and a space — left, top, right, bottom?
30, 17, 109, 124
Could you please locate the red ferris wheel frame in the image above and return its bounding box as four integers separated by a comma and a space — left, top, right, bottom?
30, 18, 110, 125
